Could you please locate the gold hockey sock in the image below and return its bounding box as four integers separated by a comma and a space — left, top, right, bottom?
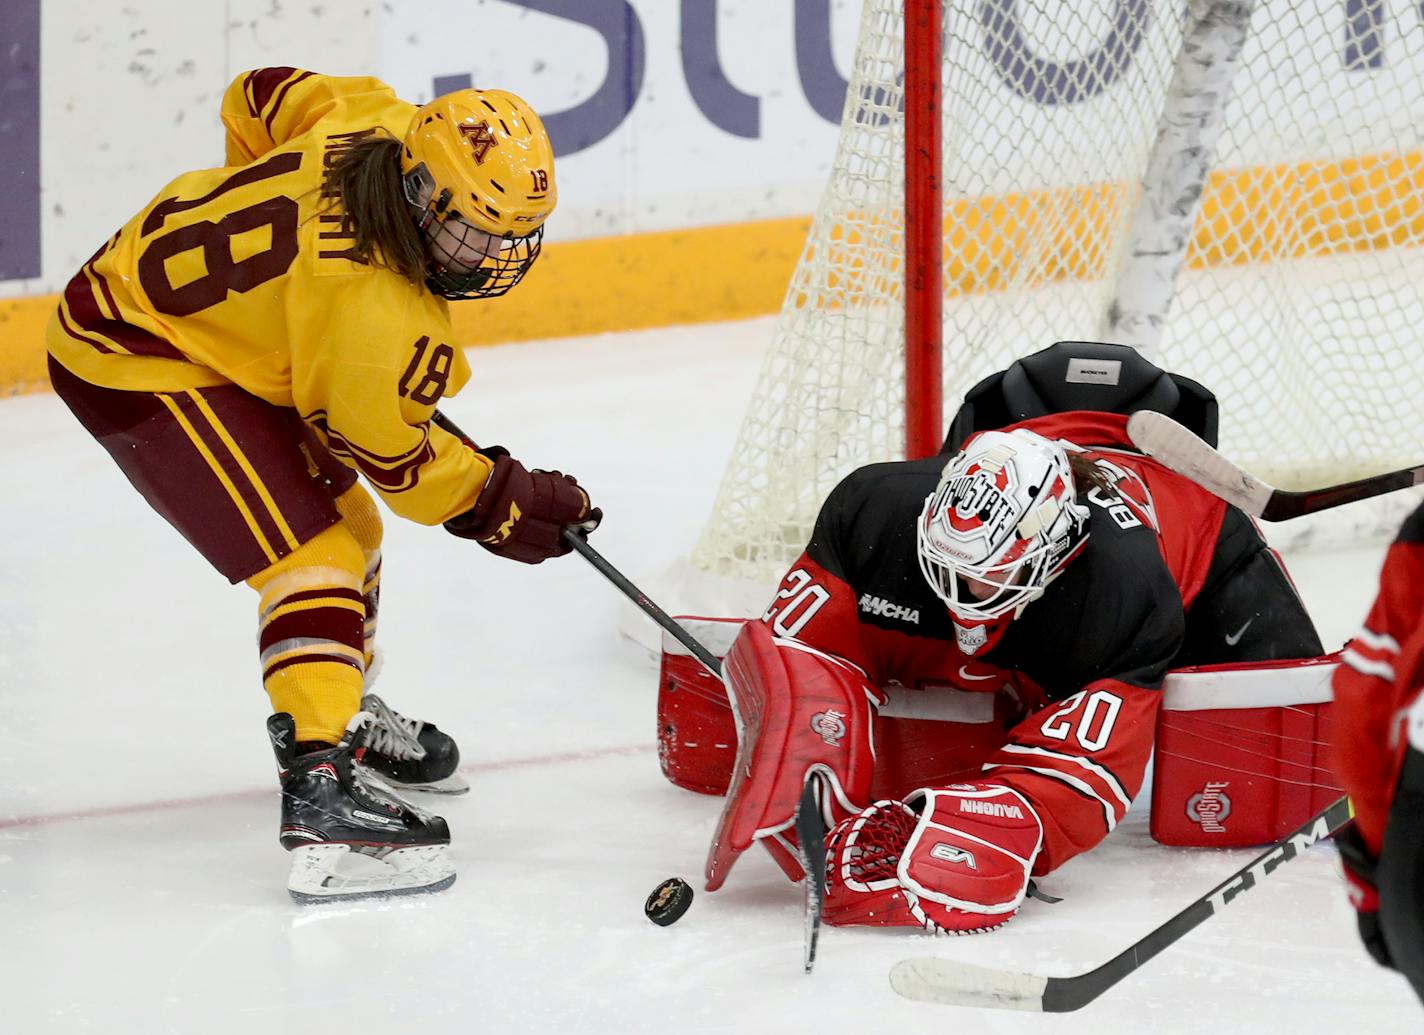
246, 521, 368, 745
334, 483, 384, 669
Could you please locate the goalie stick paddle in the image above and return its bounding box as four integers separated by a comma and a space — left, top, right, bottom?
1126, 410, 1424, 521
795, 774, 830, 975
888, 794, 1353, 1012
429, 410, 723, 678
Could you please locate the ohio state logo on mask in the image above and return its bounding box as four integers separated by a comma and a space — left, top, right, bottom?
916, 429, 1090, 623
925, 445, 1022, 564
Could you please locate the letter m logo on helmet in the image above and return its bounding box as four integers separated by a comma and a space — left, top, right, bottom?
458, 121, 498, 165
400, 88, 558, 300
402, 89, 557, 238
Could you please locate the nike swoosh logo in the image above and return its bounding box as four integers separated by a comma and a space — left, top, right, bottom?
958, 666, 998, 682
1225, 619, 1254, 646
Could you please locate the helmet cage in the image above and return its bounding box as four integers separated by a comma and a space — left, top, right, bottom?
404, 171, 543, 300
916, 432, 1090, 622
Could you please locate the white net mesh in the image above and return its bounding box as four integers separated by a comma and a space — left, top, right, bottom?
692, 0, 1424, 592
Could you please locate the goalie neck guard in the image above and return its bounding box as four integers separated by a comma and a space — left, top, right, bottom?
916, 429, 1090, 625
401, 89, 556, 300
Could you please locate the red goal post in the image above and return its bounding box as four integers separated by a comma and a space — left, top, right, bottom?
645, 0, 1424, 632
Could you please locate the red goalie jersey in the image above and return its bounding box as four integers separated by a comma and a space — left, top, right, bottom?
711, 411, 1322, 897
1333, 502, 1424, 856
1331, 501, 1424, 1004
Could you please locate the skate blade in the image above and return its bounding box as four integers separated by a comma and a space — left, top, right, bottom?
287, 843, 455, 904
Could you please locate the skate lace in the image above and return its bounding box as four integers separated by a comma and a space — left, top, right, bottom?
360, 694, 428, 761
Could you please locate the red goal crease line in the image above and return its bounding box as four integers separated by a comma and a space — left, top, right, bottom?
799, 148, 1424, 300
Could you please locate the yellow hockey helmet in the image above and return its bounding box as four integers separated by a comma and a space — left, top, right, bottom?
400, 89, 557, 299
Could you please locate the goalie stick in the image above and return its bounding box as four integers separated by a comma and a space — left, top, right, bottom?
1126, 410, 1424, 521
888, 794, 1353, 1012
795, 774, 830, 974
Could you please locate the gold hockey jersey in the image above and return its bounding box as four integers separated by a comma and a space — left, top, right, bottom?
46, 68, 493, 525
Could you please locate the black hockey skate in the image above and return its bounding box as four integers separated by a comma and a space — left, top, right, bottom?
269, 712, 456, 903
355, 692, 469, 795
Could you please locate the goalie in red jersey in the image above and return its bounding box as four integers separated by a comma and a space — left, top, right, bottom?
45, 70, 599, 902
1332, 502, 1424, 1006
703, 402, 1324, 934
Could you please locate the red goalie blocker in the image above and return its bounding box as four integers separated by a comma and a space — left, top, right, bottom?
658, 619, 1345, 851
1151, 654, 1344, 847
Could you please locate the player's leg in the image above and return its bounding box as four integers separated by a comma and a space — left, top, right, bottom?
48, 358, 453, 899
1174, 505, 1323, 665
320, 469, 468, 794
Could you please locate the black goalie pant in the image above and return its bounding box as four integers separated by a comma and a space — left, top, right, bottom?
1173, 505, 1324, 667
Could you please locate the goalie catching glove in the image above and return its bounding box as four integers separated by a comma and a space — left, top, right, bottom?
445, 446, 600, 563
823, 781, 1044, 934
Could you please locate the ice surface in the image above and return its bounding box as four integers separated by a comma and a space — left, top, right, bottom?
0, 317, 1416, 1033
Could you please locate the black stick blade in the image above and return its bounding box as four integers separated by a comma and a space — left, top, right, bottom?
795, 774, 829, 974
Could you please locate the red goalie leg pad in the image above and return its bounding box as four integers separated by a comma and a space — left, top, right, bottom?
824, 783, 1044, 934
704, 621, 882, 891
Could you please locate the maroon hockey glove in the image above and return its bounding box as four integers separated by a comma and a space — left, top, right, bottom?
445, 447, 601, 564
1337, 821, 1395, 970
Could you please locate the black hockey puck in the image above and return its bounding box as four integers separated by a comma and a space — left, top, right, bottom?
644, 877, 694, 926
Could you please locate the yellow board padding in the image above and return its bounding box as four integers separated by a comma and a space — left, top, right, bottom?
0, 294, 56, 395
446, 215, 814, 345
6, 149, 1424, 397
817, 149, 1424, 297
0, 215, 814, 397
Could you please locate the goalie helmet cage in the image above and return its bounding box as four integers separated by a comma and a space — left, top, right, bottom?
682, 0, 1424, 611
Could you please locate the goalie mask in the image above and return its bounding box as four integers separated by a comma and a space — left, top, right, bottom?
401, 89, 556, 300
916, 429, 1090, 626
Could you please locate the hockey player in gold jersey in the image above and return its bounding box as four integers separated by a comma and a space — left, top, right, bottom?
45, 68, 600, 901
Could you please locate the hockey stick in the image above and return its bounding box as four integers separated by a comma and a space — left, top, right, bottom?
1126, 410, 1424, 521
429, 410, 722, 677
560, 530, 724, 677
888, 794, 1353, 1012
795, 774, 830, 974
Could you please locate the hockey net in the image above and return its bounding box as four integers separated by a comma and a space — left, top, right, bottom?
686, 0, 1424, 609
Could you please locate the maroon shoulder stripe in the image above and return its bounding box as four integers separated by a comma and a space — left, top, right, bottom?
264, 70, 315, 134
247, 67, 301, 119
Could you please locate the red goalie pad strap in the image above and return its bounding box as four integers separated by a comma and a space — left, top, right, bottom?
704, 621, 883, 891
